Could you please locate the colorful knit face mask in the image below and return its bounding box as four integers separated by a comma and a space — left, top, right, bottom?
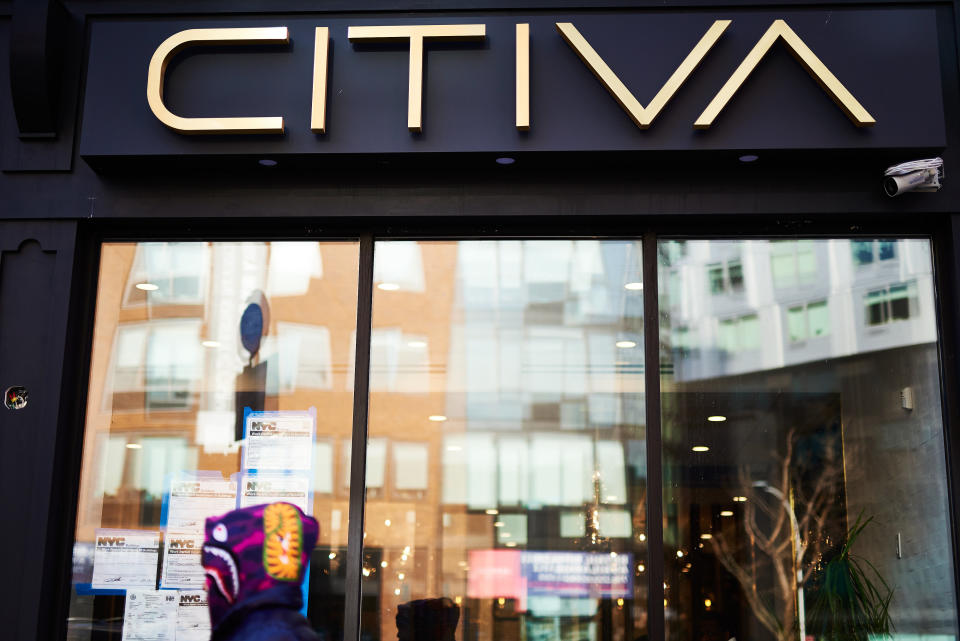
201, 502, 319, 628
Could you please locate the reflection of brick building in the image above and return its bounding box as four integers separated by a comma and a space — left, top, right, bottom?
77, 242, 360, 547
365, 242, 646, 641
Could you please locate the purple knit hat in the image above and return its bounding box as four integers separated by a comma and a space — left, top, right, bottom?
201, 502, 319, 629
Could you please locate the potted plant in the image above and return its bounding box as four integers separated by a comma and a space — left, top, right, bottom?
808, 513, 894, 641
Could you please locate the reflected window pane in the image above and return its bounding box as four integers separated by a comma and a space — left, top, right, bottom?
879, 240, 897, 260
659, 238, 957, 641
728, 260, 744, 292
852, 240, 874, 265
708, 264, 724, 294
808, 301, 829, 337
787, 306, 806, 342
366, 241, 647, 641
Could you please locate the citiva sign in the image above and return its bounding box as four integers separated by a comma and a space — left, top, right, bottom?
146, 21, 876, 135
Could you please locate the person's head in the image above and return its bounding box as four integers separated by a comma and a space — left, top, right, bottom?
396, 598, 460, 641
201, 502, 319, 626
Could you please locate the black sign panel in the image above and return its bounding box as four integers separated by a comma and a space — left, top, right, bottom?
79, 9, 945, 158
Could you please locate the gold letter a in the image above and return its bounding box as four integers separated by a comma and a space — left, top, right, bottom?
695, 20, 875, 129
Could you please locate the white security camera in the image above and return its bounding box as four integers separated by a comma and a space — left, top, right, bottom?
884, 158, 943, 197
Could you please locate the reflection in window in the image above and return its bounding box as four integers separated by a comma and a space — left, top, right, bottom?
373, 242, 425, 292
342, 437, 386, 494
787, 300, 830, 342
718, 314, 760, 352
442, 434, 627, 509
852, 239, 897, 266
672, 326, 695, 356
866, 282, 917, 326
145, 323, 202, 410
274, 323, 333, 391
124, 243, 208, 305
709, 259, 746, 294
369, 329, 430, 392
771, 240, 817, 288
728, 260, 744, 292
393, 442, 429, 493
109, 321, 203, 411
659, 238, 957, 641
73, 241, 360, 641
367, 241, 647, 641
708, 263, 724, 294
267, 242, 323, 297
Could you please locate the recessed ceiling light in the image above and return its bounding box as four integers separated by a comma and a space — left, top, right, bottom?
700, 533, 713, 540
616, 340, 637, 348
732, 496, 748, 502
377, 282, 400, 291
739, 154, 759, 163
429, 415, 447, 422
707, 415, 727, 422
258, 159, 278, 167
624, 282, 644, 291
720, 510, 734, 517
485, 509, 499, 515
692, 445, 710, 452
126, 443, 142, 449
201, 340, 220, 348
135, 283, 159, 291
495, 157, 515, 165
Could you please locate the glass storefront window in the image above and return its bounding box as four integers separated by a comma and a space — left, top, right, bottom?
363, 241, 648, 641
68, 241, 359, 641
658, 238, 958, 641
65, 235, 960, 641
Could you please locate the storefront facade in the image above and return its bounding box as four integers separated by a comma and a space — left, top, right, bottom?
2, 2, 960, 641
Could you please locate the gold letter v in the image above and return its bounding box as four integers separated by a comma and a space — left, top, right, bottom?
557, 20, 730, 129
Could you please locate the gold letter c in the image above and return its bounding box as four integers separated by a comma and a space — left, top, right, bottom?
147, 27, 289, 134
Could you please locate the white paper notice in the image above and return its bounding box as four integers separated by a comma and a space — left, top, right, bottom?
239, 473, 311, 513
175, 591, 212, 641
92, 529, 160, 590
121, 590, 177, 641
159, 530, 205, 590
245, 413, 314, 471
166, 477, 237, 530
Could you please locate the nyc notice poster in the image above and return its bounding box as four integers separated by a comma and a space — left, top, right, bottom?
121, 590, 177, 641
159, 529, 205, 590
91, 529, 160, 590
242, 410, 315, 472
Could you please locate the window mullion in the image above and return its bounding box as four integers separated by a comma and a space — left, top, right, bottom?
642, 233, 665, 641
344, 234, 375, 641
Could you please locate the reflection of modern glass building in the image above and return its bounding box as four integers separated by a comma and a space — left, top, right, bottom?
2, 3, 960, 641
